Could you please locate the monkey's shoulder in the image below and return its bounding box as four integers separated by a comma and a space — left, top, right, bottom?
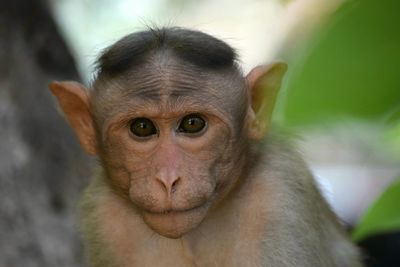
235, 138, 362, 266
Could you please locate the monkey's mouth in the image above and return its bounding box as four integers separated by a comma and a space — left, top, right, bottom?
145, 202, 208, 215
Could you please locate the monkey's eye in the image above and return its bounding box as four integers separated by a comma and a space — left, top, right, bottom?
178, 114, 206, 134
129, 118, 157, 138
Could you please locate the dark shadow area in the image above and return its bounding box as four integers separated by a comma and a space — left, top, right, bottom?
359, 231, 400, 267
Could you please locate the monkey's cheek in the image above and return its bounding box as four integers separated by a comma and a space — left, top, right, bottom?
142, 205, 209, 239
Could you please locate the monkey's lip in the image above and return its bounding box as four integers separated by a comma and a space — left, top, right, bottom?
145, 202, 208, 216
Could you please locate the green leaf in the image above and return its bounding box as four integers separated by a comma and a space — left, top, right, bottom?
282, 0, 400, 127
352, 179, 400, 242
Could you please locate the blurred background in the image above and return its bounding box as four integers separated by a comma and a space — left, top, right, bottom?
0, 0, 399, 266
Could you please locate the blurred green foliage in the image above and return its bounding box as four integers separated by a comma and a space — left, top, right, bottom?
281, 0, 400, 242
283, 0, 400, 127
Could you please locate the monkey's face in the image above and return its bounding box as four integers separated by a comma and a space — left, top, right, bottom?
97, 78, 247, 238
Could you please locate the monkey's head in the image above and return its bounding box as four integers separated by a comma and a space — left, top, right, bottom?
50, 27, 286, 238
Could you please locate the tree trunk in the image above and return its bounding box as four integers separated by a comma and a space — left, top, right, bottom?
0, 1, 90, 266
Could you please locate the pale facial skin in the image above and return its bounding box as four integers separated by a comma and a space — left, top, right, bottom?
98, 73, 243, 238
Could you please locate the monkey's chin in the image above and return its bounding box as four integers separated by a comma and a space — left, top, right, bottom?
142, 204, 209, 239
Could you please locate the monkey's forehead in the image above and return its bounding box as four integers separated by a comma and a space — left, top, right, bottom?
93, 60, 246, 101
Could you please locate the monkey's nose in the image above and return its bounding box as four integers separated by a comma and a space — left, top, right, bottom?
156, 175, 181, 197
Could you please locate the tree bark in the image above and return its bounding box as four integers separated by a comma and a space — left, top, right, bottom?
0, 1, 90, 266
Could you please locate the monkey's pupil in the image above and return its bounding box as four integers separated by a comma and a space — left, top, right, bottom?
130, 118, 157, 137
179, 115, 206, 134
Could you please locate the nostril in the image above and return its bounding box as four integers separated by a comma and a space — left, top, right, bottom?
171, 178, 180, 193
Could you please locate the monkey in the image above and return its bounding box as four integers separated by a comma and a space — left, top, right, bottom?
49, 27, 362, 267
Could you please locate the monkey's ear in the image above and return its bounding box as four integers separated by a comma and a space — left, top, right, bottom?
246, 62, 287, 139
49, 81, 98, 156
